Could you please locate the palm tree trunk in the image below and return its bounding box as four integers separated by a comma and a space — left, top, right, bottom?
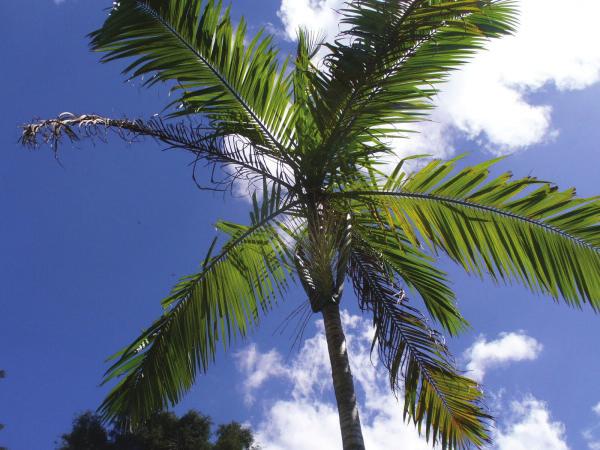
321, 302, 366, 450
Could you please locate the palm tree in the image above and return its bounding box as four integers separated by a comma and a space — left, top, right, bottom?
21, 0, 600, 449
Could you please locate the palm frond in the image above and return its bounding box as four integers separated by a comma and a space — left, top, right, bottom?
315, 0, 517, 174
99, 187, 298, 427
348, 247, 490, 450
337, 156, 600, 310
20, 113, 296, 192
292, 28, 323, 155
350, 212, 467, 335
90, 0, 296, 160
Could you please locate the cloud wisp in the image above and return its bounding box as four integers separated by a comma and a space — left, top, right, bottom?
582, 402, 600, 450
494, 397, 570, 450
463, 332, 543, 382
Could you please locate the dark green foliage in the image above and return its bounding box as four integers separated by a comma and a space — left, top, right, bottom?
57, 410, 255, 450
111, 411, 212, 450
214, 423, 254, 450
57, 412, 110, 450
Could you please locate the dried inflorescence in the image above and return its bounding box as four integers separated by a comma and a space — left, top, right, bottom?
20, 113, 147, 151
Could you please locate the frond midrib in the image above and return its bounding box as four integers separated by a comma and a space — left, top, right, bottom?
24, 114, 297, 192
336, 190, 600, 253
162, 199, 300, 311
350, 250, 484, 444
135, 1, 291, 156
322, 0, 482, 158
107, 198, 299, 377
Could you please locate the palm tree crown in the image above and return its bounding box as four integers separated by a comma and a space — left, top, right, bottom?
22, 1, 600, 449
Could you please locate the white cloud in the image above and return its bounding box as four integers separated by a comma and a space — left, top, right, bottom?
236, 313, 558, 449
379, 117, 456, 170
219, 134, 295, 201
234, 344, 287, 405
582, 403, 600, 450
277, 0, 600, 156
277, 0, 343, 42
464, 332, 543, 382
236, 312, 432, 449
584, 430, 600, 450
494, 397, 570, 450
434, 71, 557, 153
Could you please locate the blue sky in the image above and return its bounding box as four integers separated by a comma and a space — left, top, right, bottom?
2, 1, 600, 449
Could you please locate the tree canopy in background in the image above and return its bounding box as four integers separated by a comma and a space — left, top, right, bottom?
57, 410, 256, 450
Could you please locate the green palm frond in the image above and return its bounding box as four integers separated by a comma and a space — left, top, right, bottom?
338, 156, 600, 310
292, 28, 323, 156
90, 0, 296, 159
314, 0, 517, 174
348, 248, 490, 450
350, 211, 467, 335
99, 187, 298, 427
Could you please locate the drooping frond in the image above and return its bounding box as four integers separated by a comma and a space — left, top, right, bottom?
20, 113, 296, 192
348, 247, 490, 450
90, 0, 296, 160
99, 188, 298, 427
314, 0, 517, 176
338, 156, 600, 310
350, 210, 467, 335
